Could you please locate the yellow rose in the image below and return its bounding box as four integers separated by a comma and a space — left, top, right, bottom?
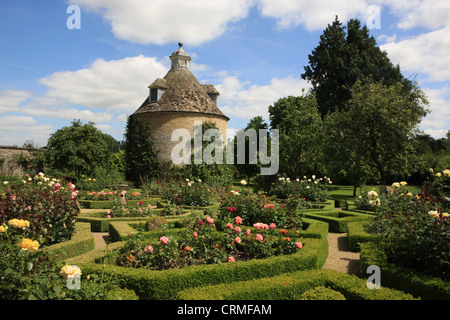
436, 172, 442, 177
407, 192, 413, 197
400, 181, 407, 186
8, 219, 30, 230
391, 182, 400, 190
367, 190, 378, 200
428, 211, 439, 219
0, 225, 8, 233
442, 212, 449, 218
60, 265, 82, 278
18, 238, 40, 252
444, 169, 450, 177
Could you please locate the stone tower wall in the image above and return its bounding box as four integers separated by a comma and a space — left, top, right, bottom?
135, 111, 228, 163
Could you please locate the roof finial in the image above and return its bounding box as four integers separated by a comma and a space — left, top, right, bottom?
178, 42, 183, 48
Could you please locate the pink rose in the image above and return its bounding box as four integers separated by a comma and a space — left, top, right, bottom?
206, 217, 214, 224
193, 232, 198, 238
228, 256, 235, 262
235, 237, 241, 244
144, 245, 154, 253
160, 236, 169, 245
269, 223, 276, 229
226, 223, 233, 229
234, 226, 241, 233
281, 229, 287, 235
245, 229, 251, 236
296, 242, 303, 249
235, 216, 243, 224
256, 234, 263, 242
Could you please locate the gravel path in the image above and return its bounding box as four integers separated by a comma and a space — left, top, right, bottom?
323, 233, 361, 277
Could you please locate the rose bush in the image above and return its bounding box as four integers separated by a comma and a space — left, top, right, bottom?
0, 218, 129, 300
0, 173, 79, 245
366, 176, 449, 280
114, 214, 304, 270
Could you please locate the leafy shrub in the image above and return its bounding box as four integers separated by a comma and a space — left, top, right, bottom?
218, 189, 304, 229
0, 173, 78, 245
366, 178, 449, 280
269, 176, 331, 201
113, 214, 304, 271
0, 219, 133, 300
299, 286, 346, 300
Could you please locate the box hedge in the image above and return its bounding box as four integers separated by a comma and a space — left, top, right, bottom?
79, 220, 329, 300
346, 219, 380, 252
303, 210, 371, 232
359, 242, 450, 300
43, 222, 95, 262
177, 268, 417, 300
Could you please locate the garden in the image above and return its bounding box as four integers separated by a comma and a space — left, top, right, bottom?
1, 168, 448, 301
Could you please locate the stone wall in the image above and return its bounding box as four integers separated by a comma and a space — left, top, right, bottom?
135, 111, 228, 163
0, 146, 45, 177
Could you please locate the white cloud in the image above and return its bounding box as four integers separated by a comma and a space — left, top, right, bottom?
419, 87, 450, 138
380, 26, 450, 83
379, 0, 450, 30
0, 90, 31, 113
38, 55, 168, 112
256, 0, 371, 31
71, 0, 253, 45
216, 75, 310, 120
0, 116, 52, 146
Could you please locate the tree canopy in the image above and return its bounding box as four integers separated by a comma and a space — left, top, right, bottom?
301, 16, 409, 117
45, 119, 112, 178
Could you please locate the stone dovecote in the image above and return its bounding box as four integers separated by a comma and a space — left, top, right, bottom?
131, 44, 229, 162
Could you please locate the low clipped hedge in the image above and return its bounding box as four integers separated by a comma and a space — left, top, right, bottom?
78, 198, 164, 210
299, 286, 346, 300
303, 210, 371, 232
177, 268, 417, 300
347, 219, 380, 252
359, 242, 450, 300
43, 222, 95, 262
79, 220, 329, 300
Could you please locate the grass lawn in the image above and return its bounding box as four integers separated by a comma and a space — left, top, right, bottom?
327, 184, 422, 201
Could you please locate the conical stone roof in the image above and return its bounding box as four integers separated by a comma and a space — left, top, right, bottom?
132, 45, 228, 120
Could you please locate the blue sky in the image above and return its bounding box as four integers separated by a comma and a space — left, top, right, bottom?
0, 0, 449, 147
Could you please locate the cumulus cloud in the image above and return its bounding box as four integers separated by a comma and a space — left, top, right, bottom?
0, 90, 31, 113
38, 55, 169, 112
0, 116, 53, 146
380, 26, 450, 83
256, 0, 372, 31
379, 0, 450, 30
216, 75, 310, 120
71, 0, 253, 45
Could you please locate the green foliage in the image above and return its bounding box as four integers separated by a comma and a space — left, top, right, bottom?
324, 80, 429, 187
123, 116, 160, 187
0, 173, 79, 245
45, 119, 112, 178
299, 286, 346, 300
268, 94, 323, 178
180, 121, 234, 187
302, 17, 409, 117
366, 176, 449, 280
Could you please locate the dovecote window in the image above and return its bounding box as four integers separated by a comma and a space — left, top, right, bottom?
150, 88, 158, 102
149, 88, 165, 102
208, 94, 218, 105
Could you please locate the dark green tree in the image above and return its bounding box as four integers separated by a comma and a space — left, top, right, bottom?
233, 116, 269, 183
268, 93, 323, 178
45, 119, 111, 178
302, 16, 408, 117
123, 116, 159, 186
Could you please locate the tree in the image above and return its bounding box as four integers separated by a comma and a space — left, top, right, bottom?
45, 119, 111, 178
268, 94, 323, 178
233, 116, 269, 182
123, 116, 160, 186
324, 80, 429, 190
181, 121, 234, 186
302, 16, 408, 117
